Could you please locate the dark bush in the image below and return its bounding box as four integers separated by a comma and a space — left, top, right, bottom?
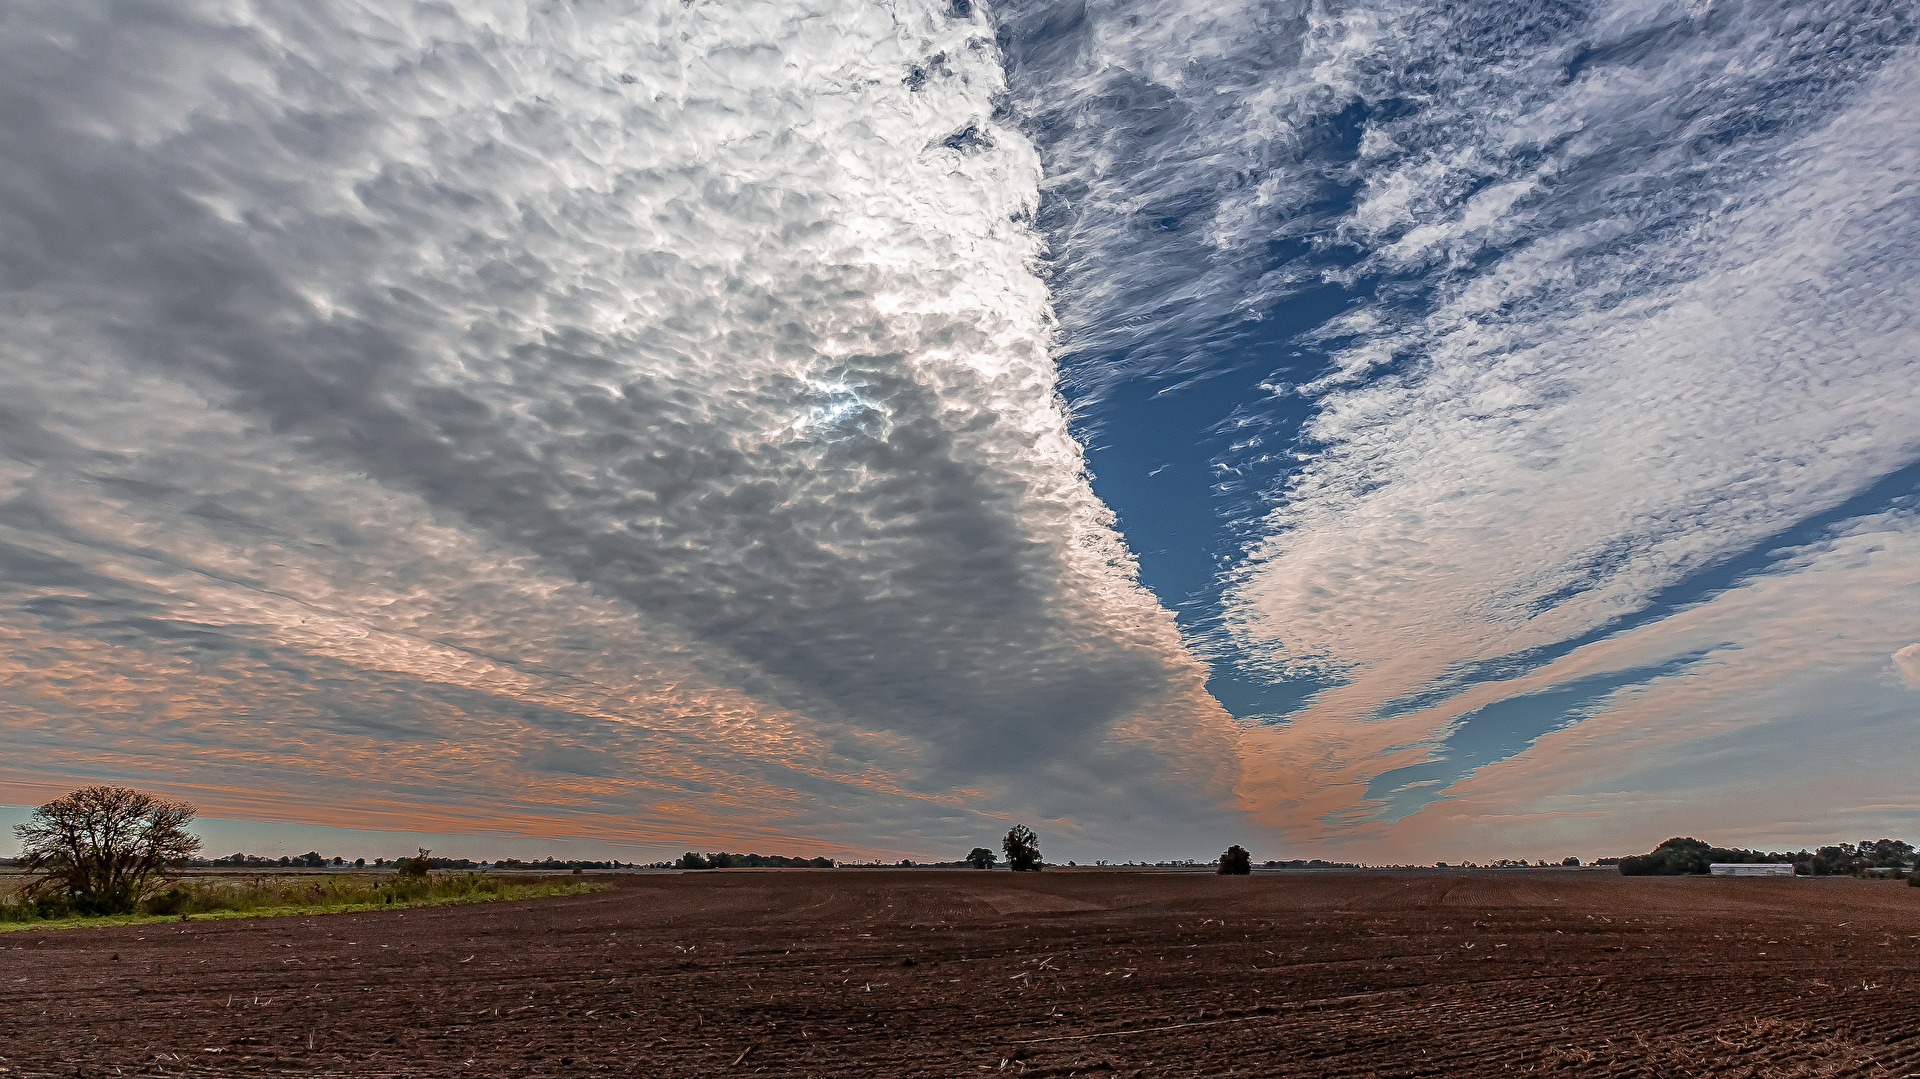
1618, 837, 1803, 876
1218, 845, 1252, 875
1618, 837, 1713, 876
0, 893, 74, 922
1003, 825, 1042, 872
141, 887, 191, 916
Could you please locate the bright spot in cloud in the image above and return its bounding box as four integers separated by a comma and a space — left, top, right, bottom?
1894, 645, 1920, 690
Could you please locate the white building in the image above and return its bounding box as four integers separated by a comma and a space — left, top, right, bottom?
1708, 863, 1795, 877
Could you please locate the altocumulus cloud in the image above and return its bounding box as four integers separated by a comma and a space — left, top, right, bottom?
0, 0, 1240, 856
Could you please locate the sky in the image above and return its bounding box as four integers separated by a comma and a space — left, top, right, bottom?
1, 0, 1915, 865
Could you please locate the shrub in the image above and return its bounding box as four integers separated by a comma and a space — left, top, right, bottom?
1218, 845, 1252, 875
3, 870, 593, 925
1618, 837, 1712, 876
141, 887, 192, 916
0, 891, 74, 922
965, 847, 996, 870
395, 848, 433, 877
13, 786, 201, 914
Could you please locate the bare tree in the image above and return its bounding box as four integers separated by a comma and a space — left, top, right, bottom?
13, 787, 201, 915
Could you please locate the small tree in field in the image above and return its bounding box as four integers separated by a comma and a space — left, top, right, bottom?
965, 847, 996, 870
1218, 845, 1252, 875
13, 786, 201, 915
1003, 825, 1042, 872
395, 848, 433, 877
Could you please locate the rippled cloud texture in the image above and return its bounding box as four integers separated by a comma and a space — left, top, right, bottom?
4, 0, 1915, 862
0, 0, 1237, 859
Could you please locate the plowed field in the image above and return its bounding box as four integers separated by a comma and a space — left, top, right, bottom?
3, 870, 1917, 1077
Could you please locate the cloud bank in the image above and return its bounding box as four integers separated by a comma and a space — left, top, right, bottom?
0, 0, 1239, 857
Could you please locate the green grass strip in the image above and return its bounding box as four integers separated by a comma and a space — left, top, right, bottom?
0, 876, 604, 932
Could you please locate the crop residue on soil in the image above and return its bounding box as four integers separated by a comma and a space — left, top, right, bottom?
2, 870, 1916, 1077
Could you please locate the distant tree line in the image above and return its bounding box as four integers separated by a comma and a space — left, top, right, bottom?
675, 852, 835, 869
494, 857, 638, 871
1616, 837, 1917, 876
845, 849, 997, 868
191, 852, 665, 871
205, 852, 366, 869
7, 844, 838, 874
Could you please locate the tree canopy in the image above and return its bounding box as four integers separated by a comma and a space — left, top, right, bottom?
1616, 836, 1916, 876
13, 786, 201, 915
1003, 825, 1042, 872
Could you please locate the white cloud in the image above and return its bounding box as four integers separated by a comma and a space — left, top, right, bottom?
1228, 40, 1920, 696
0, 0, 1242, 854
1005, 0, 1914, 396
1000, 0, 1920, 845
1362, 510, 1920, 861
997, 0, 1402, 395
1211, 506, 1920, 860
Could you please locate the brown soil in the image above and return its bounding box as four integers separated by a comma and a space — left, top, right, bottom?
2, 870, 1916, 1077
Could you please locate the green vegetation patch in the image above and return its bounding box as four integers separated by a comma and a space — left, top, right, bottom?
0, 872, 603, 931
1613, 836, 1916, 877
